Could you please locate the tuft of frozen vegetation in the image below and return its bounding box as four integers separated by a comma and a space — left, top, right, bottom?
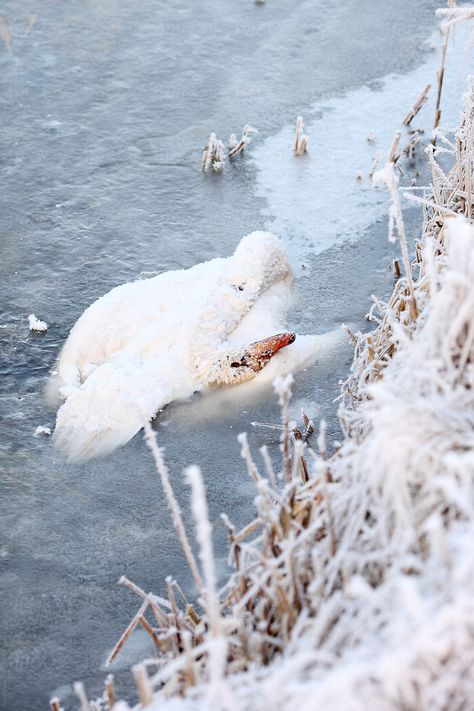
202, 133, 225, 172
294, 115, 309, 156
64, 7, 474, 711
202, 126, 257, 172
28, 313, 48, 332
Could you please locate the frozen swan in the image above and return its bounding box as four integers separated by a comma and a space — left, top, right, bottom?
50, 232, 328, 461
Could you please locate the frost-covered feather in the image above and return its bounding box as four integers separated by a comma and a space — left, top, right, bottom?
50, 231, 324, 461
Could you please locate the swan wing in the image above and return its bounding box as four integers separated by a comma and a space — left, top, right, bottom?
55, 259, 226, 393
53, 358, 175, 462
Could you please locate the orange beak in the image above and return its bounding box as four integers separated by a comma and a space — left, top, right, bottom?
246, 332, 296, 371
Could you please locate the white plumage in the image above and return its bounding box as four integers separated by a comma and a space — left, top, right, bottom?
49, 232, 330, 461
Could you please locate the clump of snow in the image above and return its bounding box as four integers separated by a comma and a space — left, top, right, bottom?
28, 313, 48, 332
34, 426, 51, 437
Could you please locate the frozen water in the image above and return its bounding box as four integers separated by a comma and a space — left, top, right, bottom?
254, 22, 474, 261
0, 0, 452, 708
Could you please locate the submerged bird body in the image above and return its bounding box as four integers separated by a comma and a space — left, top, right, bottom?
51, 232, 324, 460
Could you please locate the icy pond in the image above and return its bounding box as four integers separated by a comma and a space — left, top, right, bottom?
0, 1, 470, 708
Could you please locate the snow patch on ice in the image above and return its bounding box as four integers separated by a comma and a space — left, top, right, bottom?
254, 26, 474, 263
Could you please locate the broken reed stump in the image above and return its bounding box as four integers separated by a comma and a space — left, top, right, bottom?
228, 125, 257, 159
393, 258, 401, 279
387, 130, 402, 164
105, 675, 116, 707
294, 115, 309, 155
403, 83, 431, 126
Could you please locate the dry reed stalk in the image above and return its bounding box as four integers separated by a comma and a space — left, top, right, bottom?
372, 138, 418, 320
432, 2, 457, 143
274, 375, 294, 482
73, 682, 89, 711
228, 125, 257, 159
341, 323, 358, 346
139, 614, 164, 654
369, 151, 380, 178
166, 576, 183, 653
185, 466, 221, 637
106, 600, 149, 667
105, 675, 116, 707
182, 631, 197, 687
403, 83, 432, 126
133, 664, 154, 705
119, 576, 170, 627
259, 445, 277, 487
143, 421, 204, 594
238, 432, 261, 482
387, 130, 402, 164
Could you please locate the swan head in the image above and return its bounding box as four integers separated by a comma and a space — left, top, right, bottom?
206, 332, 296, 386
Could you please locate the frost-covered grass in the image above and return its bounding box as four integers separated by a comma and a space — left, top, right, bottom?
62, 7, 474, 711
202, 126, 257, 172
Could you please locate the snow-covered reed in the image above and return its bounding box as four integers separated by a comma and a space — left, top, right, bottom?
65, 8, 474, 710
202, 133, 225, 172
202, 126, 257, 172
294, 115, 308, 156
228, 125, 257, 159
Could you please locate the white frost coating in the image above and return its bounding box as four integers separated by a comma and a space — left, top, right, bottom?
254, 25, 474, 262
28, 313, 48, 332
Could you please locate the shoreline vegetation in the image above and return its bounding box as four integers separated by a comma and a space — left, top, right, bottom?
56, 4, 474, 710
